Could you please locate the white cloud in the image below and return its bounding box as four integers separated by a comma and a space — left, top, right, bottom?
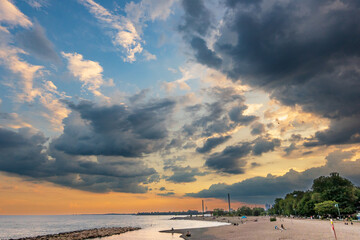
167, 67, 178, 74
0, 1, 43, 102
0, 45, 43, 102
25, 0, 48, 9
142, 50, 156, 61
0, 0, 32, 28
80, 0, 176, 62
125, 0, 176, 23
62, 52, 109, 101
163, 63, 207, 92
38, 81, 70, 131
80, 0, 142, 62
0, 1, 69, 131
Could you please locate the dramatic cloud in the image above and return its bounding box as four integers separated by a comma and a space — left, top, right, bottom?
0, 127, 48, 176
165, 165, 207, 183
250, 122, 265, 136
179, 0, 222, 69
0, 127, 157, 193
284, 143, 296, 156
181, 0, 360, 146
53, 99, 175, 157
16, 23, 60, 63
205, 136, 281, 174
182, 86, 257, 138
187, 150, 360, 203
190, 37, 222, 68
196, 135, 231, 153
252, 137, 281, 156
206, 143, 252, 174
179, 0, 213, 36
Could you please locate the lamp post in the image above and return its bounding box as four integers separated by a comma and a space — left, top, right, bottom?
334, 203, 341, 219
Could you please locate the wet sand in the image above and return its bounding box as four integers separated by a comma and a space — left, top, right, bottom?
161, 216, 360, 240
10, 227, 140, 240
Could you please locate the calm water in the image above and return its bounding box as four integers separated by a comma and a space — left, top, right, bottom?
0, 215, 228, 240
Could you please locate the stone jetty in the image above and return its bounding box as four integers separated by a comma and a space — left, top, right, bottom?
10, 226, 140, 240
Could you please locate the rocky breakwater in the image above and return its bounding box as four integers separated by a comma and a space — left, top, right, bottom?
10, 226, 141, 240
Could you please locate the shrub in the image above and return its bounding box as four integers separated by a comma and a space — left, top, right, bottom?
270, 217, 277, 222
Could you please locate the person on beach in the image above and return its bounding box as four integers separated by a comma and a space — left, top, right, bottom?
186, 231, 191, 237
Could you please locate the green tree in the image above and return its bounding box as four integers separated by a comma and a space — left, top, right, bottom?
314, 200, 338, 217
252, 207, 265, 216
312, 172, 357, 214
213, 208, 225, 216
237, 206, 252, 216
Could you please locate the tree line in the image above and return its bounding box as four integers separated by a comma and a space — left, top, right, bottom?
268, 173, 360, 218
213, 206, 266, 216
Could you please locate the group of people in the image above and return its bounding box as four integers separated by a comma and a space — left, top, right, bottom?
275, 224, 286, 231
344, 218, 353, 225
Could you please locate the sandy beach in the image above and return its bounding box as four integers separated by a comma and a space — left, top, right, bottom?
161, 216, 360, 240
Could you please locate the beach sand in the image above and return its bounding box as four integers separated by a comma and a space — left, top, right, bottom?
161, 216, 359, 239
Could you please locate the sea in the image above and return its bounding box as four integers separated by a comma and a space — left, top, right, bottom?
0, 215, 229, 240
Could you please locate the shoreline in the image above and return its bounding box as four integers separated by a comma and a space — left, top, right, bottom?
161, 216, 360, 240
9, 227, 140, 240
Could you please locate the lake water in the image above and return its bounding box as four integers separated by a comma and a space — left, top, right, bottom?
0, 215, 229, 240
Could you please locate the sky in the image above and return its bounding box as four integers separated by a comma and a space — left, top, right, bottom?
0, 0, 360, 215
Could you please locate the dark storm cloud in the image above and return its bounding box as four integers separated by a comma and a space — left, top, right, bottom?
228, 106, 257, 125
205, 143, 252, 174
54, 99, 175, 157
196, 135, 231, 153
250, 122, 265, 135
16, 23, 60, 63
181, 0, 360, 146
289, 134, 302, 142
284, 143, 297, 156
179, 0, 222, 69
165, 165, 207, 183
179, 0, 213, 36
304, 117, 360, 146
0, 127, 158, 193
0, 128, 49, 176
225, 0, 262, 7
204, 136, 281, 174
187, 150, 360, 203
250, 162, 261, 168
182, 87, 257, 138
190, 37, 222, 68
252, 137, 281, 156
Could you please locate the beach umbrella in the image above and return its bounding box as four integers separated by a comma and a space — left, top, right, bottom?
241, 216, 247, 219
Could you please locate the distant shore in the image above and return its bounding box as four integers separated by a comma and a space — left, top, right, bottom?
161, 216, 360, 240
10, 227, 140, 240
